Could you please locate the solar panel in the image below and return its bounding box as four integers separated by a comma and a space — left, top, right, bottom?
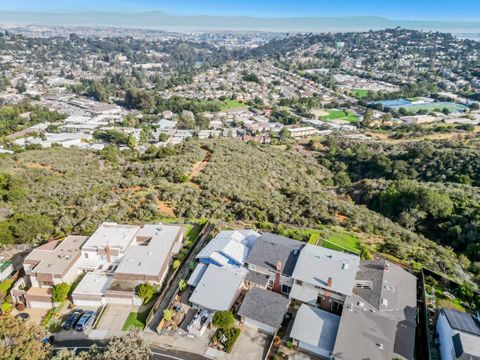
444, 308, 480, 336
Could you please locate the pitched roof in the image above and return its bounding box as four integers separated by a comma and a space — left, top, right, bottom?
197, 230, 260, 266
292, 244, 360, 296
245, 270, 270, 287
246, 233, 303, 276
237, 288, 290, 329
290, 304, 340, 354
443, 308, 480, 337
189, 265, 247, 311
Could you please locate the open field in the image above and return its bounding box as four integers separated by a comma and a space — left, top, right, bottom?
352, 89, 369, 98
321, 109, 360, 122
318, 227, 361, 254
219, 100, 248, 111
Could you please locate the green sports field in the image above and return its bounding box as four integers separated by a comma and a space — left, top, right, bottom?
219, 100, 248, 111
352, 89, 369, 98
321, 109, 360, 122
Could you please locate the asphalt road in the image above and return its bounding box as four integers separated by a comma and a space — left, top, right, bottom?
54, 339, 206, 360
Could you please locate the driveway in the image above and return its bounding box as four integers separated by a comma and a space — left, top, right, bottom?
95, 305, 134, 331
229, 325, 271, 360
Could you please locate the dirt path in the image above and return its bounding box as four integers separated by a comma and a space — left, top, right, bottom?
188, 147, 212, 182
156, 199, 176, 217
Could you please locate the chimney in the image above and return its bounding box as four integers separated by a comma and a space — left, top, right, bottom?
272, 261, 282, 294
105, 241, 112, 263
327, 277, 333, 287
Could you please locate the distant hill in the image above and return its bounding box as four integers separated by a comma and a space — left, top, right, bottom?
1, 11, 480, 34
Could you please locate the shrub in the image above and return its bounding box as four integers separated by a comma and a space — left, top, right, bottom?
52, 283, 71, 303
172, 260, 181, 270
136, 283, 156, 304
163, 309, 173, 321
212, 311, 235, 329
214, 327, 241, 353
41, 309, 55, 327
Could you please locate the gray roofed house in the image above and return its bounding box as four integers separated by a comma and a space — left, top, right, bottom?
246, 233, 304, 277
437, 308, 480, 360
332, 259, 417, 360
245, 270, 270, 288
189, 265, 247, 311
290, 304, 341, 358
237, 287, 290, 334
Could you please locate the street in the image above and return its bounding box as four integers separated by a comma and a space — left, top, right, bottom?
53, 339, 206, 360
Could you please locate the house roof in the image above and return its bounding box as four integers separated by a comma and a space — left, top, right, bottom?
333, 260, 418, 360
292, 244, 360, 296
290, 304, 340, 353
333, 299, 397, 360
245, 270, 270, 287
452, 332, 480, 359
237, 288, 290, 329
82, 222, 139, 251
187, 263, 208, 287
72, 272, 112, 296
246, 233, 303, 276
290, 283, 318, 306
196, 230, 260, 266
24, 235, 88, 277
114, 224, 183, 277
189, 265, 247, 311
443, 308, 480, 337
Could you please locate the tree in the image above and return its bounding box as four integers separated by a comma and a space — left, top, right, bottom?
15, 81, 27, 94
136, 283, 156, 304
102, 330, 151, 360
127, 134, 137, 150
52, 283, 71, 303
362, 109, 374, 127
10, 213, 54, 244
212, 311, 235, 329
172, 259, 181, 270
0, 314, 50, 360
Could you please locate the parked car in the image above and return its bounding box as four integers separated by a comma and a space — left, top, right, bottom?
16, 313, 30, 320
62, 310, 83, 330
74, 310, 96, 331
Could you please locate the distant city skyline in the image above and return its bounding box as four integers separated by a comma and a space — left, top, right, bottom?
1, 0, 479, 21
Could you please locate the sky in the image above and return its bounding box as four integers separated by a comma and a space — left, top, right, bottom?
0, 0, 479, 20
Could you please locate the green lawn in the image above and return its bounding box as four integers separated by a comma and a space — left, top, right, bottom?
352, 89, 369, 98
319, 228, 361, 254
122, 310, 149, 331
219, 100, 247, 112
321, 109, 360, 123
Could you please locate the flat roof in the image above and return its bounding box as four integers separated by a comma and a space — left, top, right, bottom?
82, 222, 139, 251
238, 288, 290, 329
189, 265, 247, 311
187, 263, 208, 287
292, 244, 360, 296
290, 304, 340, 353
25, 235, 88, 276
73, 272, 112, 296
114, 224, 183, 277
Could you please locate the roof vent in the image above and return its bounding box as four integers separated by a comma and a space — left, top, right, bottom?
382, 298, 388, 306
342, 263, 349, 270
147, 251, 152, 256
357, 301, 364, 307
376, 343, 384, 350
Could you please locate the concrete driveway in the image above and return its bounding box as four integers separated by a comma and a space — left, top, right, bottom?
95, 305, 134, 331
229, 325, 271, 360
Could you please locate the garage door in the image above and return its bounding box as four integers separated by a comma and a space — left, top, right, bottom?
107, 296, 133, 305
28, 300, 54, 309
73, 299, 103, 307
244, 317, 274, 334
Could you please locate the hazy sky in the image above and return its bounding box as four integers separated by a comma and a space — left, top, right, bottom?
1, 0, 479, 20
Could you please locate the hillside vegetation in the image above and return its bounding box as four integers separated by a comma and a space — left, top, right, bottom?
0, 139, 476, 285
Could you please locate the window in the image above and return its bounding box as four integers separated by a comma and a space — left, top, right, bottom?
282, 285, 292, 294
